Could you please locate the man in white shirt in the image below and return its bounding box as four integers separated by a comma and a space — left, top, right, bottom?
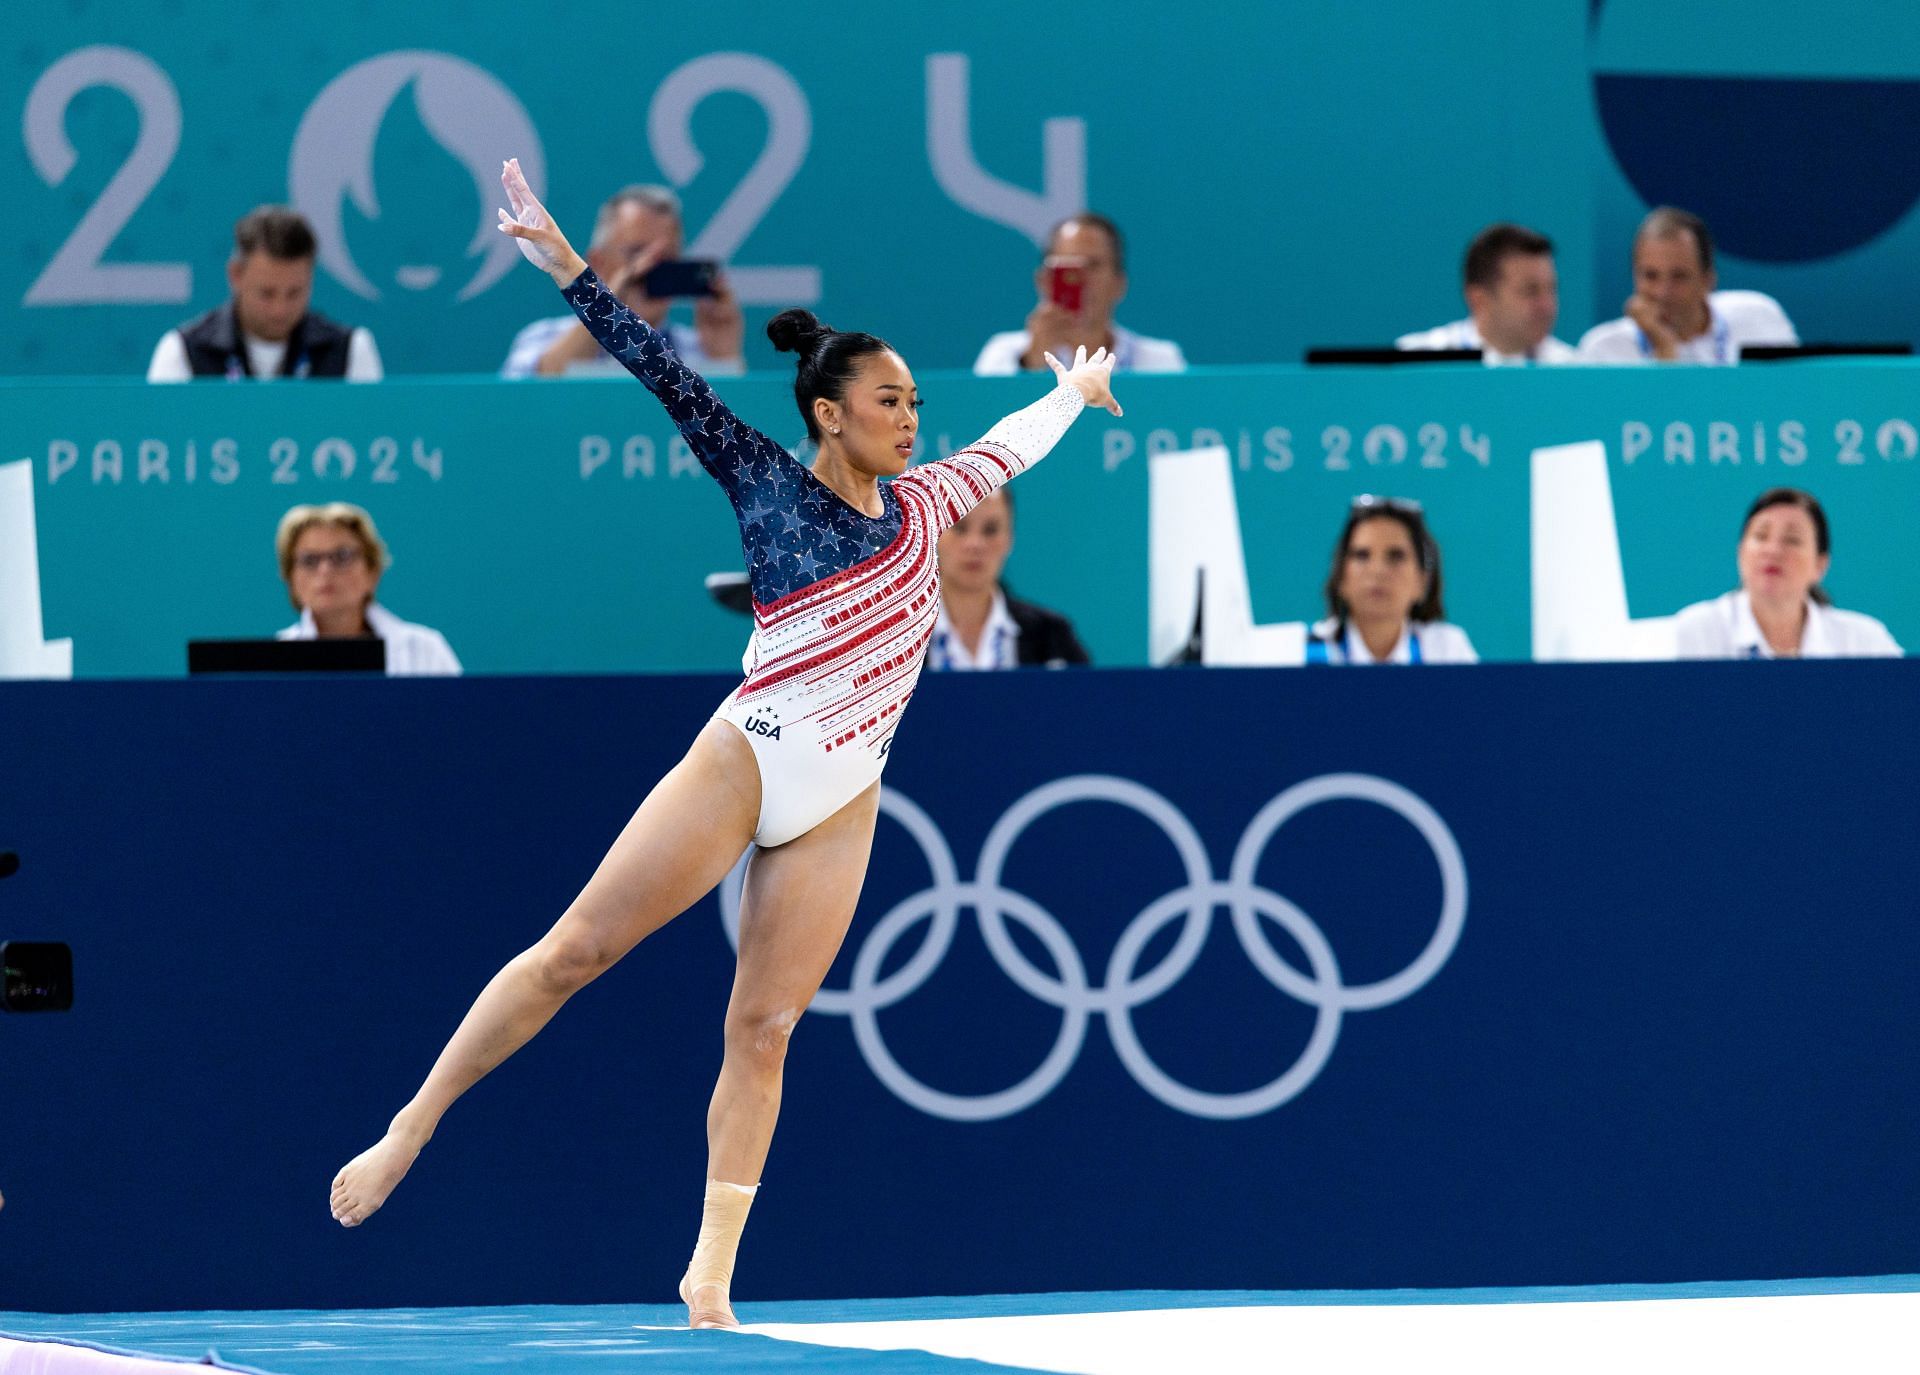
973, 213, 1186, 375
1397, 222, 1575, 365
148, 207, 381, 381
1578, 207, 1797, 364
500, 184, 744, 379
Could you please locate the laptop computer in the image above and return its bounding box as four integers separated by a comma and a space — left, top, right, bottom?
186, 638, 386, 675
1740, 342, 1913, 361
1305, 346, 1483, 365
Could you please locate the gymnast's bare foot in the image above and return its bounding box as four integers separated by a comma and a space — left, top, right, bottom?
330, 1121, 427, 1226
680, 1273, 740, 1330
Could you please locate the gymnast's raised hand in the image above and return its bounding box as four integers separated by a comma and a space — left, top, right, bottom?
1045, 344, 1124, 417
496, 158, 587, 285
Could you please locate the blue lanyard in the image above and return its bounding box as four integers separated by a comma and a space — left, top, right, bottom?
931, 622, 1014, 670
1636, 313, 1730, 364
225, 343, 311, 380
1306, 626, 1423, 665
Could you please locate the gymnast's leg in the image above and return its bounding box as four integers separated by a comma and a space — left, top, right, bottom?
680, 780, 881, 1328
330, 720, 762, 1226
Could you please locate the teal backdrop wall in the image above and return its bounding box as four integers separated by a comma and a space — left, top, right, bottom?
13, 362, 1920, 676
1588, 0, 1920, 347
9, 2, 1920, 377
9, 2, 1920, 676
11, 4, 1920, 378
1, 1, 1590, 375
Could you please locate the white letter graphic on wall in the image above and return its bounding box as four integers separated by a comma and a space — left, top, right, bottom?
1149, 446, 1307, 666
647, 54, 820, 305
0, 460, 73, 678
24, 46, 191, 305
1529, 440, 1676, 661
926, 54, 1085, 246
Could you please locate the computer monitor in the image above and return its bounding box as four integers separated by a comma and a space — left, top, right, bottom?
704, 571, 753, 616
1305, 346, 1483, 365
1740, 342, 1914, 361
186, 638, 386, 675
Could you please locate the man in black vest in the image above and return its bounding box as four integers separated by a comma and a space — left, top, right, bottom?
146, 206, 383, 381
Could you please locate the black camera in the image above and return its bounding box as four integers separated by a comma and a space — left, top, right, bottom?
2, 850, 73, 1013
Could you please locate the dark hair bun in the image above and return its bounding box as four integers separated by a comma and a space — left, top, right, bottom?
767, 308, 831, 354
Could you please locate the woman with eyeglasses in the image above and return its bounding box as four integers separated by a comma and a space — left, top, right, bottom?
1308, 497, 1478, 665
1673, 487, 1901, 659
274, 502, 461, 675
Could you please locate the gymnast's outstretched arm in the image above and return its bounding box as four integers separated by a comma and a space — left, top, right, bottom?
496, 158, 778, 494
897, 344, 1121, 533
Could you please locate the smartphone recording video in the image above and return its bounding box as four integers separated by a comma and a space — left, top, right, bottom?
641, 259, 720, 299
1048, 262, 1086, 314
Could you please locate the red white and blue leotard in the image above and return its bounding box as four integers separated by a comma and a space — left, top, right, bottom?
564, 268, 1087, 845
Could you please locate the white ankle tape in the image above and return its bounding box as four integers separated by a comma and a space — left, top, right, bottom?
684, 1178, 759, 1297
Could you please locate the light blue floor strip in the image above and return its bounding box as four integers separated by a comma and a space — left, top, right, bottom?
7, 1278, 1919, 1375
2, 1307, 1049, 1375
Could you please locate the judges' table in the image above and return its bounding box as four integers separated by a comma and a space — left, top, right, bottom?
11, 361, 1920, 677
3, 661, 1916, 1310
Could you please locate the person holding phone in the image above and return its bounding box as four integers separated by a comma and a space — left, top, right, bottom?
973, 213, 1187, 375
501, 183, 745, 378
331, 159, 1122, 1331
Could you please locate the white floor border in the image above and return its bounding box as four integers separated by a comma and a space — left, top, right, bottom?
746, 1289, 1920, 1374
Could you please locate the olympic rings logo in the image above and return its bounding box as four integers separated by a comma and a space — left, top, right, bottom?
719, 773, 1467, 1122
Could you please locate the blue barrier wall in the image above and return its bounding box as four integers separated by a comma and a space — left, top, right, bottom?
4, 664, 1918, 1311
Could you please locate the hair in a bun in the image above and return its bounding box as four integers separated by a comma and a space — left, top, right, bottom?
766, 308, 830, 355
767, 309, 897, 442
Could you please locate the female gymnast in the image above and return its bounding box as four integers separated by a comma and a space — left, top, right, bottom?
329, 158, 1121, 1329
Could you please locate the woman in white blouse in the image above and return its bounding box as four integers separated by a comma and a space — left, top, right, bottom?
274, 502, 461, 676
1307, 496, 1478, 665
1674, 487, 1901, 659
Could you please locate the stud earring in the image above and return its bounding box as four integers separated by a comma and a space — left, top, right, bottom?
830, 426, 841, 435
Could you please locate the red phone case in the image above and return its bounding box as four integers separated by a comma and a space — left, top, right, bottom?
1050, 265, 1084, 313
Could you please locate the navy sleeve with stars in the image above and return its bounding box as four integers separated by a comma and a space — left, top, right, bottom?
560, 266, 787, 496
561, 266, 904, 609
